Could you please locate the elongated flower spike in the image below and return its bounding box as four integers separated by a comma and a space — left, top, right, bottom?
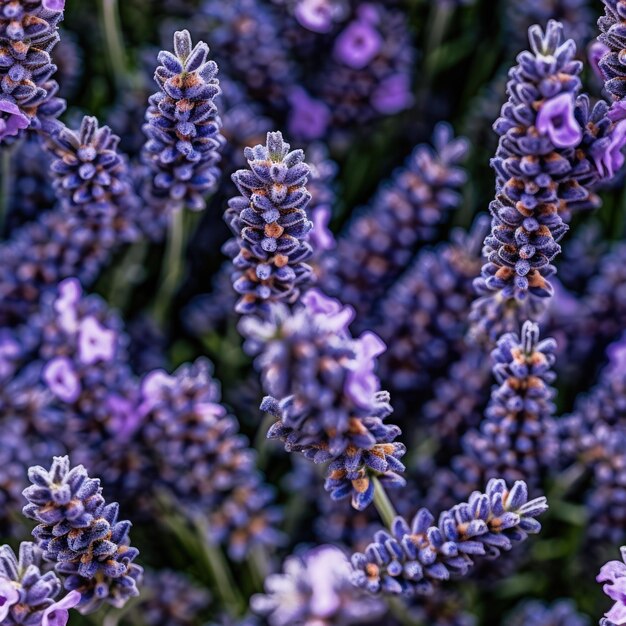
142, 29, 224, 226
22, 456, 142, 614
0, 0, 66, 142
351, 478, 548, 596
0, 542, 80, 626
224, 131, 314, 315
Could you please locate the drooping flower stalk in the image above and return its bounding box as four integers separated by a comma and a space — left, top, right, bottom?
351, 478, 548, 596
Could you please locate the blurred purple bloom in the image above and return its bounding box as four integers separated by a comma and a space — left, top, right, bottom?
609, 102, 626, 123
309, 206, 336, 253
0, 100, 29, 141
42, 0, 66, 10
345, 331, 386, 409
42, 591, 81, 626
55, 279, 81, 333
301, 289, 354, 334
0, 577, 19, 621
294, 0, 339, 33
536, 93, 582, 148
43, 357, 80, 403
592, 119, 626, 179
334, 16, 382, 69
598, 547, 626, 625
78, 316, 116, 365
371, 74, 413, 114
288, 88, 331, 140
589, 40, 610, 83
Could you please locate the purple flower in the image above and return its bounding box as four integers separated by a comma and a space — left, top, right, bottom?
106, 395, 143, 442
334, 17, 382, 69
43, 357, 81, 403
589, 40, 610, 83
42, 0, 66, 10
294, 0, 341, 33
42, 591, 81, 626
536, 93, 582, 148
609, 101, 626, 123
0, 100, 30, 142
0, 577, 19, 621
301, 289, 354, 334
78, 316, 116, 365
345, 331, 386, 409
593, 119, 626, 179
598, 547, 626, 625
371, 74, 413, 114
309, 206, 336, 253
287, 88, 331, 141
54, 279, 81, 333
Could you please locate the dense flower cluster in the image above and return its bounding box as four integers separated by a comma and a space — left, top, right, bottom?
471, 20, 623, 341
0, 541, 80, 626
323, 123, 468, 322
139, 358, 284, 560
0, 0, 66, 142
351, 479, 548, 596
223, 131, 313, 315
242, 290, 405, 510
142, 29, 224, 223
22, 455, 142, 613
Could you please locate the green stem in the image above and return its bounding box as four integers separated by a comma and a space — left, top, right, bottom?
0, 144, 15, 238
100, 0, 128, 88
247, 544, 268, 592
153, 208, 186, 328
194, 519, 245, 615
108, 240, 148, 311
372, 476, 398, 529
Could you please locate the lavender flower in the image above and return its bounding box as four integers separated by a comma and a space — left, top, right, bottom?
599, 1, 626, 101
22, 455, 142, 613
139, 358, 284, 560
201, 0, 295, 108
251, 545, 387, 625
0, 0, 66, 141
0, 542, 80, 626
129, 570, 211, 626
324, 123, 468, 321
461, 321, 558, 487
48, 116, 140, 219
508, 599, 590, 626
351, 478, 548, 596
318, 3, 415, 126
470, 20, 615, 341
242, 290, 405, 510
376, 218, 487, 394
598, 546, 626, 625
223, 131, 313, 315
142, 30, 224, 221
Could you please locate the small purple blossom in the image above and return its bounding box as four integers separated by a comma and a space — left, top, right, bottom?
309, 206, 336, 253
287, 88, 331, 141
334, 16, 382, 69
0, 577, 19, 621
536, 93, 582, 149
0, 100, 30, 141
43, 357, 81, 403
301, 289, 355, 334
345, 331, 386, 409
294, 0, 342, 33
592, 119, 626, 179
371, 74, 413, 114
598, 547, 626, 625
54, 279, 81, 333
78, 316, 116, 365
42, 0, 66, 10
42, 591, 81, 626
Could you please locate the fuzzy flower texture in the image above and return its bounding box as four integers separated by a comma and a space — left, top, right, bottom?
242, 289, 405, 511
21, 455, 142, 614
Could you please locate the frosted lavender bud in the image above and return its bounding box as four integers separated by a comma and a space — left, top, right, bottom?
351, 478, 548, 596
599, 1, 626, 100
0, 542, 78, 626
22, 456, 142, 614
598, 547, 626, 625
224, 131, 313, 316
